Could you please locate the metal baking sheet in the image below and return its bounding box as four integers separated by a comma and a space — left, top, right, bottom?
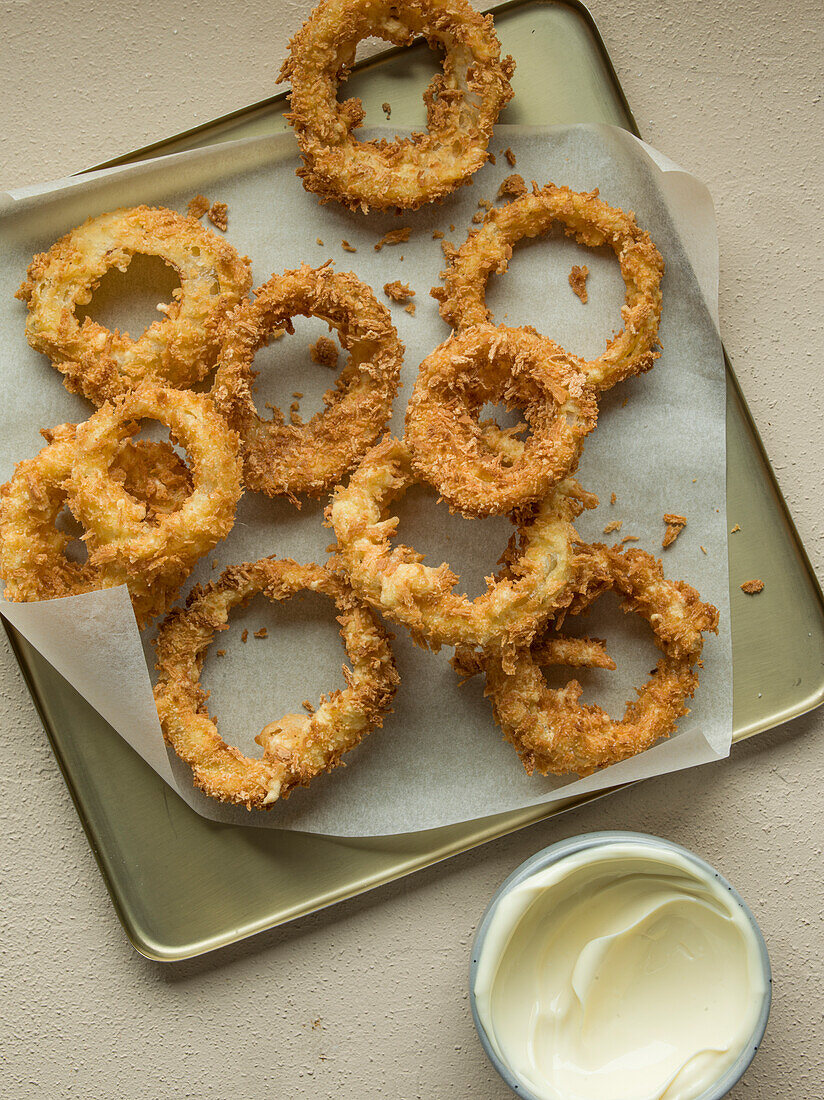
4, 0, 823, 960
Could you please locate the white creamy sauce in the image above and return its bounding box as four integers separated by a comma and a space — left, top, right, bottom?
474, 844, 766, 1100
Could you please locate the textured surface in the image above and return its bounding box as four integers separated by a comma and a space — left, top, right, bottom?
1, 0, 822, 1095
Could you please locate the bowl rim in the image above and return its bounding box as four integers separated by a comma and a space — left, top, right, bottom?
469, 829, 772, 1100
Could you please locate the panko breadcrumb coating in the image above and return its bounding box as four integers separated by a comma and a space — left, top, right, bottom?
383, 280, 415, 304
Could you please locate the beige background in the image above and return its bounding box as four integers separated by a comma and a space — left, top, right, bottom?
1, 0, 822, 1095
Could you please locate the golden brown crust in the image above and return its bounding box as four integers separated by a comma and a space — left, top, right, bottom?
212, 264, 404, 500
327, 435, 599, 654
186, 194, 210, 219
153, 558, 399, 809
498, 173, 527, 199
461, 544, 718, 777
17, 205, 252, 404
278, 0, 514, 211
431, 184, 664, 391
568, 263, 589, 303
404, 324, 597, 517
383, 280, 415, 304
207, 201, 228, 231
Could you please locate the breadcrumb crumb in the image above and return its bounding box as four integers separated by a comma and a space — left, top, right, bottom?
731, 524, 741, 533
316, 237, 324, 245
381, 102, 391, 119
241, 629, 248, 643
498, 173, 527, 199
603, 519, 623, 534
187, 194, 210, 219
610, 492, 617, 505
741, 579, 764, 594
208, 202, 228, 231
620, 535, 639, 545
216, 649, 226, 657
569, 264, 589, 303
254, 627, 268, 639
374, 227, 412, 251
310, 336, 339, 370
383, 280, 415, 304
404, 302, 416, 316
504, 147, 516, 167
662, 514, 687, 548
432, 230, 444, 240
341, 239, 357, 253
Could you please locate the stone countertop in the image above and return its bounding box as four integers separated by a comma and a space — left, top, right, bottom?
1, 1, 821, 1095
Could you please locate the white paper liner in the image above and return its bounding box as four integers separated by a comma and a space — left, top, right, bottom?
0, 123, 731, 835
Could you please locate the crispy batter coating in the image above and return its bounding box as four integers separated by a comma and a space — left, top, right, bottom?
278, 0, 514, 211
16, 205, 252, 404
186, 194, 210, 219
207, 201, 228, 231
461, 544, 718, 777
327, 435, 598, 655
0, 386, 240, 626
212, 265, 403, 501
569, 263, 589, 303
405, 324, 597, 517
153, 558, 399, 809
431, 184, 664, 391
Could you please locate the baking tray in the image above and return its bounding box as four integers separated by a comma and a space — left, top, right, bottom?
4, 0, 823, 961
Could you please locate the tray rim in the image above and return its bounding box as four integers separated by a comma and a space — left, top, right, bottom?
3, 0, 823, 962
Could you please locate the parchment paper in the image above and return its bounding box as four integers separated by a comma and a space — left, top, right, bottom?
0, 124, 731, 835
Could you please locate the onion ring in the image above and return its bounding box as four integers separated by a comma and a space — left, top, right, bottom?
460, 544, 718, 777
432, 184, 664, 390
327, 435, 597, 654
16, 205, 252, 404
62, 385, 242, 624
404, 324, 597, 517
212, 265, 404, 500
153, 558, 399, 809
278, 0, 515, 211
0, 421, 202, 623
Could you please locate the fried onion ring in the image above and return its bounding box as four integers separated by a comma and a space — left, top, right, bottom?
460, 544, 718, 777
16, 205, 252, 404
278, 0, 515, 211
0, 421, 201, 624
153, 558, 399, 809
61, 385, 242, 623
327, 435, 597, 654
432, 185, 664, 390
212, 265, 404, 500
404, 324, 597, 517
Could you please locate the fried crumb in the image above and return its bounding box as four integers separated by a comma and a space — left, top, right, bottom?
341, 239, 357, 253
504, 147, 516, 167
383, 280, 415, 304
603, 519, 623, 534
404, 302, 416, 316
610, 492, 617, 505
187, 194, 210, 219
207, 201, 228, 231
449, 224, 455, 232
620, 534, 639, 545
498, 173, 527, 199
741, 579, 764, 594
254, 627, 268, 639
216, 649, 226, 657
310, 336, 339, 370
211, 558, 218, 569
292, 391, 303, 399
471, 210, 485, 223
662, 513, 687, 548
312, 1018, 322, 1029
374, 227, 412, 251
731, 524, 741, 534
432, 229, 444, 240
241, 629, 248, 643
302, 700, 316, 714
621, 397, 629, 407
700, 546, 708, 554
569, 264, 589, 303
316, 237, 324, 246
381, 101, 391, 119
488, 152, 496, 165
289, 400, 303, 424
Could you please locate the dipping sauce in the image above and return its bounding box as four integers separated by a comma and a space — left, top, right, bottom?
473, 842, 768, 1100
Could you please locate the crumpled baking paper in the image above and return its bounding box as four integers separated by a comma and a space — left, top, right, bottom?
0, 123, 731, 835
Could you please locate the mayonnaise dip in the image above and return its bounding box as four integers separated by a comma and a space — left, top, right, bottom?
473, 842, 768, 1100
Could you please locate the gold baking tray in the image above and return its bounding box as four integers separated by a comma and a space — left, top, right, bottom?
4, 0, 823, 961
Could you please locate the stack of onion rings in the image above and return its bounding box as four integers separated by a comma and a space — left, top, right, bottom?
17, 205, 252, 404
327, 435, 599, 656
212, 264, 404, 500
404, 324, 597, 517
432, 184, 664, 390
455, 545, 718, 777
278, 0, 515, 211
153, 557, 399, 809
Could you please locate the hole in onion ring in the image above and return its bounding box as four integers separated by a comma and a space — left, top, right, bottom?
485, 234, 626, 363
200, 590, 349, 757
54, 508, 89, 565
540, 591, 662, 715
339, 43, 442, 127
247, 316, 346, 423
76, 252, 181, 340
391, 483, 513, 600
